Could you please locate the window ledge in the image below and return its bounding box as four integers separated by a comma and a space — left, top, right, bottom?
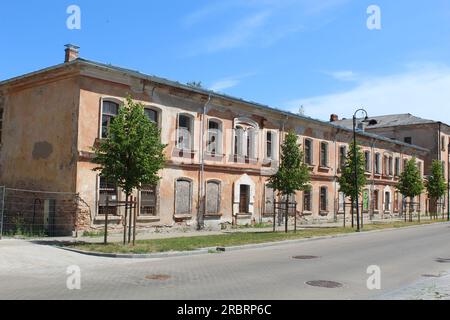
94, 215, 122, 223
174, 214, 192, 220
204, 213, 223, 218
137, 216, 161, 223
301, 211, 313, 216
235, 214, 252, 219
319, 211, 329, 216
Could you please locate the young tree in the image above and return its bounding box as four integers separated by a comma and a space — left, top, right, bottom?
426, 160, 447, 219
268, 131, 311, 233
397, 157, 424, 221
93, 96, 167, 245
338, 142, 367, 228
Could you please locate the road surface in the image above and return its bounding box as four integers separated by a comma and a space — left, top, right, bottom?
1, 222, 450, 300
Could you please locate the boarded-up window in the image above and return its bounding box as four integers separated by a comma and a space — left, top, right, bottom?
175, 179, 192, 215
264, 185, 275, 215
140, 185, 157, 216
206, 181, 221, 215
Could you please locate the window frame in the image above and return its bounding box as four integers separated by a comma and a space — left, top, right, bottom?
207, 119, 223, 156
100, 98, 121, 139
303, 190, 312, 212
205, 180, 222, 216
320, 142, 329, 168
364, 151, 371, 173
174, 178, 194, 216
97, 176, 119, 216
319, 186, 328, 213
304, 138, 313, 165
139, 184, 159, 217
176, 113, 195, 151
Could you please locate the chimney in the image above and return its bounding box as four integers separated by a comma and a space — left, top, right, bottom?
64, 44, 80, 63
330, 114, 339, 122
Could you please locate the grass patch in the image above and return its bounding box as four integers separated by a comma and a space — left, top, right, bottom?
68, 219, 448, 255
82, 230, 106, 238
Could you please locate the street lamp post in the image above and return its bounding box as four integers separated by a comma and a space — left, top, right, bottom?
353, 108, 369, 232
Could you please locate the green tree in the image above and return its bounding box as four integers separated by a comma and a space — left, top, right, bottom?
426, 160, 446, 219
268, 131, 311, 233
93, 96, 167, 245
338, 142, 367, 228
397, 157, 424, 221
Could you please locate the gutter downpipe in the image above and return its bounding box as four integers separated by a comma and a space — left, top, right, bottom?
198, 95, 211, 230
370, 139, 376, 221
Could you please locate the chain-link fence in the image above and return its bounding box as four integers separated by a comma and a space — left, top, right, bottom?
0, 187, 79, 238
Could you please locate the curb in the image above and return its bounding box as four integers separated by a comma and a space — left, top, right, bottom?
56, 221, 450, 260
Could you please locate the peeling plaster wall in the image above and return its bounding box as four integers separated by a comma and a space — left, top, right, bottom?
0, 77, 79, 192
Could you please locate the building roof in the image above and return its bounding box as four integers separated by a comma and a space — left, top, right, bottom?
334, 113, 438, 129
0, 57, 429, 153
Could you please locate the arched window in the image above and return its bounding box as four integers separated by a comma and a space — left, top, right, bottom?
177, 114, 194, 150
206, 180, 221, 215
175, 178, 193, 215
207, 119, 222, 155
233, 118, 259, 160
101, 100, 120, 139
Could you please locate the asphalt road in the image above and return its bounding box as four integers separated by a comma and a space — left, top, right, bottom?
1, 222, 450, 300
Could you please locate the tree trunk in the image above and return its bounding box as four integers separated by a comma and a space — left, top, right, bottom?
123, 194, 129, 245
351, 198, 354, 228
128, 198, 133, 244
285, 198, 289, 234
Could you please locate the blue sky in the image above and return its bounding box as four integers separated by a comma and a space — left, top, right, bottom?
1, 0, 450, 123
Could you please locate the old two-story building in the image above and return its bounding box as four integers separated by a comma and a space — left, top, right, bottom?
334, 114, 450, 214
0, 45, 430, 235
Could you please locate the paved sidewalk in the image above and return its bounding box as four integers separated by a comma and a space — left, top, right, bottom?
378, 270, 450, 300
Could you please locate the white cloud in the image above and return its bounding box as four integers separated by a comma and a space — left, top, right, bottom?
323, 70, 358, 81
209, 73, 255, 92
285, 63, 450, 124
183, 0, 348, 55
209, 79, 241, 92
205, 11, 272, 53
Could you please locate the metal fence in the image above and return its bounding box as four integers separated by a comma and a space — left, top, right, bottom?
0, 187, 79, 238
